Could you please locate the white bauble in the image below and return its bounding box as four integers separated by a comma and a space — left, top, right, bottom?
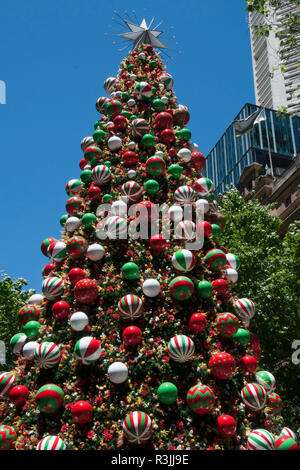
155, 151, 164, 159
86, 243, 105, 261
108, 136, 122, 151
225, 268, 238, 283
28, 294, 44, 305
127, 169, 136, 179
111, 200, 128, 217
115, 91, 122, 99
161, 95, 169, 103
127, 141, 136, 150
177, 148, 191, 162
22, 341, 38, 360
190, 142, 199, 153
65, 216, 81, 232
129, 74, 137, 81
168, 205, 183, 221
84, 164, 91, 170
110, 92, 117, 99
69, 312, 89, 331
142, 278, 161, 297
138, 52, 146, 60
195, 199, 210, 214
127, 99, 136, 107
108, 362, 128, 384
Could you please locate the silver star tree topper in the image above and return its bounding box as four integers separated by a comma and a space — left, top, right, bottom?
119, 18, 167, 49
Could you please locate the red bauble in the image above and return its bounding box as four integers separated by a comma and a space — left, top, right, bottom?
189, 312, 207, 333
197, 221, 212, 238
190, 152, 206, 172
79, 158, 87, 171
87, 185, 102, 201
160, 128, 175, 144
113, 115, 127, 131
42, 263, 56, 277
217, 415, 236, 437
74, 278, 98, 304
209, 352, 236, 380
168, 147, 176, 157
123, 326, 143, 346
240, 355, 257, 374
250, 332, 260, 350
68, 268, 86, 285
275, 435, 298, 450
52, 301, 70, 320
9, 385, 30, 407
155, 112, 173, 130
71, 401, 93, 424
136, 200, 158, 223
150, 234, 167, 254
212, 279, 229, 296
123, 151, 138, 166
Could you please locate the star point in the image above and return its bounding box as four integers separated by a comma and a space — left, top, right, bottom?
119, 18, 167, 50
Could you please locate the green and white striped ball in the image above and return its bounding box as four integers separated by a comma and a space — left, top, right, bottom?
92, 165, 111, 185
42, 277, 64, 300
134, 81, 152, 99
235, 298, 255, 323
226, 253, 240, 270
172, 249, 195, 272
174, 185, 195, 205
47, 241, 67, 262
247, 429, 275, 450
65, 179, 82, 197
81, 136, 95, 152
34, 342, 61, 369
10, 333, 27, 355
36, 435, 66, 450
74, 336, 102, 365
105, 216, 127, 239
168, 334, 195, 362
121, 181, 143, 202
194, 177, 214, 196
279, 427, 296, 441
255, 370, 276, 393
0, 371, 16, 397
118, 294, 143, 320
241, 383, 267, 410
174, 220, 196, 240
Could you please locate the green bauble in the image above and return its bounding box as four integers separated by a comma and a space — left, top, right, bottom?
141, 134, 156, 148
168, 164, 183, 179
121, 262, 140, 280
151, 86, 157, 95
105, 161, 112, 167
177, 128, 192, 141
81, 212, 97, 229
93, 129, 106, 143
121, 110, 131, 119
152, 99, 165, 112
211, 224, 221, 239
94, 121, 101, 130
233, 328, 250, 346
150, 60, 157, 69
130, 114, 137, 122
127, 64, 135, 72
80, 169, 93, 183
103, 194, 113, 203
23, 321, 41, 339
144, 179, 160, 195
60, 214, 68, 227
121, 92, 128, 101
157, 382, 178, 405
197, 280, 213, 299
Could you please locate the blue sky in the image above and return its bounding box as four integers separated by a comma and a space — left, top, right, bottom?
0, 0, 255, 292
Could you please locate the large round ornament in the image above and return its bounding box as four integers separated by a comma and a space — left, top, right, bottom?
0, 425, 17, 450
204, 249, 226, 271
123, 326, 143, 346
157, 382, 178, 405
169, 276, 194, 301
68, 267, 86, 285
122, 411, 152, 444
10, 333, 27, 355
28, 293, 44, 306
104, 77, 117, 93
22, 341, 38, 360
172, 249, 195, 272
209, 212, 226, 231
212, 279, 229, 296
134, 81, 152, 99
240, 383, 267, 410
23, 320, 41, 339
255, 370, 276, 392
34, 342, 61, 369
174, 105, 190, 126
42, 263, 55, 278
65, 179, 82, 197
42, 277, 64, 301
189, 312, 207, 333
9, 385, 29, 407
197, 280, 213, 299
47, 241, 67, 262
240, 355, 257, 374
191, 152, 206, 172
174, 220, 196, 240
160, 72, 173, 90
121, 181, 143, 202
226, 253, 240, 270
74, 336, 102, 365
0, 371, 16, 397
71, 401, 93, 424
74, 278, 98, 304
186, 384, 215, 415
65, 216, 81, 233
36, 436, 66, 450
81, 212, 97, 229
105, 216, 127, 239
108, 135, 122, 151
268, 392, 282, 415
118, 295, 143, 320
194, 177, 214, 196
96, 96, 109, 114
18, 304, 40, 326
111, 200, 128, 217
275, 435, 298, 450
155, 112, 173, 129
150, 234, 167, 254
108, 362, 128, 384
145, 156, 165, 176
131, 118, 150, 138
86, 243, 105, 262
235, 298, 255, 323
174, 185, 195, 205
167, 335, 195, 363
225, 268, 239, 283
41, 237, 58, 257
233, 328, 250, 346
247, 429, 275, 450
215, 312, 239, 337
209, 351, 236, 380
142, 279, 161, 297
104, 99, 122, 118
121, 262, 139, 280
92, 165, 111, 185
52, 301, 69, 320
69, 311, 89, 331
35, 384, 64, 414
66, 196, 84, 215
217, 415, 236, 437
280, 427, 297, 441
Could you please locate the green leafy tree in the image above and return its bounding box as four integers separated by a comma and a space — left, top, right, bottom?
0, 273, 34, 368
219, 189, 300, 428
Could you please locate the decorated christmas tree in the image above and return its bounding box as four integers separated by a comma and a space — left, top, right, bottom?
0, 21, 298, 451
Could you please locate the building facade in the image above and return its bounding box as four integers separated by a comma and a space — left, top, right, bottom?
249, 5, 300, 115
205, 103, 300, 195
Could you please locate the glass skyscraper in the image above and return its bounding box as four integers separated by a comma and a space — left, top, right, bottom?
205, 103, 300, 195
